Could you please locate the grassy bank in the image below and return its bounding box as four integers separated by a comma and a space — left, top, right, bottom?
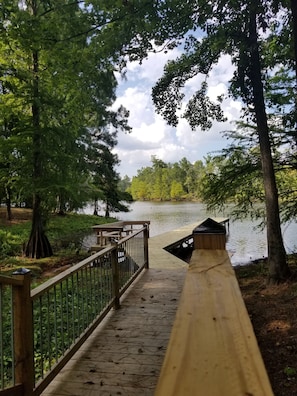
0, 208, 117, 278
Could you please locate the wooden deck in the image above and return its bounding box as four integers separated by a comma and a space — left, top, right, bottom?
41, 219, 272, 396
40, 224, 192, 396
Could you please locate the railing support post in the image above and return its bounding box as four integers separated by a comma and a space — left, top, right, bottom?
111, 242, 120, 310
12, 268, 34, 396
144, 224, 149, 269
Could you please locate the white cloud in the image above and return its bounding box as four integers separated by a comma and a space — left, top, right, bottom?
113, 48, 242, 177
125, 47, 182, 83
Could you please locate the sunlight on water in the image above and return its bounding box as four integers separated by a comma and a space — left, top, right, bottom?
82, 201, 297, 266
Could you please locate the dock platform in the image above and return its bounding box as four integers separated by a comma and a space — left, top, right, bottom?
41, 218, 271, 396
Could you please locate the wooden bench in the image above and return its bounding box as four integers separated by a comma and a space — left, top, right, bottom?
154, 249, 273, 396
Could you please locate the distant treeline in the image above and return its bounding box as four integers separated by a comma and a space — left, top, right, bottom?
127, 156, 207, 201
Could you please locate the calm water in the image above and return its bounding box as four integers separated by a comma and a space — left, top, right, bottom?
82, 201, 297, 266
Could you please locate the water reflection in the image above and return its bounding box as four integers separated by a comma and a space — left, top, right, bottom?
82, 201, 297, 266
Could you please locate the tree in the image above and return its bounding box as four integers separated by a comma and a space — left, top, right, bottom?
246, 3, 288, 281
85, 114, 131, 217
0, 0, 204, 258
151, 0, 292, 282
97, 149, 131, 218
119, 175, 132, 193
201, 120, 297, 223
0, 1, 132, 258
170, 180, 184, 200
200, 126, 265, 218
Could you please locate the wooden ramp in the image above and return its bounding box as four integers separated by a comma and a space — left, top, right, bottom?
154, 249, 273, 396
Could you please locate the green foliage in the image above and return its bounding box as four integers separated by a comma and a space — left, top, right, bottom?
0, 230, 24, 257
46, 213, 115, 242
284, 366, 297, 377
130, 156, 206, 201
200, 122, 297, 224
149, 0, 296, 280
0, 213, 116, 260
0, 285, 14, 388
0, 1, 140, 256
118, 175, 132, 193
32, 270, 114, 382
170, 180, 184, 200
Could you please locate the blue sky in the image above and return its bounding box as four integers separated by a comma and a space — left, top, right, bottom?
112, 48, 242, 178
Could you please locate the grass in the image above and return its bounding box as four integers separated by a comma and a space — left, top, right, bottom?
0, 208, 117, 277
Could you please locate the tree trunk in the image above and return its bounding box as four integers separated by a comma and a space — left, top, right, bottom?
25, 45, 53, 258
56, 193, 66, 215
93, 200, 99, 216
248, 7, 290, 283
105, 202, 110, 218
5, 186, 12, 221
25, 194, 53, 258
290, 0, 297, 143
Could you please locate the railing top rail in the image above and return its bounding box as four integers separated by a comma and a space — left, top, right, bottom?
92, 221, 124, 230
0, 274, 23, 286
122, 220, 150, 226
92, 220, 150, 230
155, 249, 273, 396
31, 245, 114, 299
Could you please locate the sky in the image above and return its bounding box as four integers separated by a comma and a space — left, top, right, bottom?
112, 47, 243, 178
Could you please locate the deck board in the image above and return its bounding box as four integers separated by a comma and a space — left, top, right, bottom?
40, 223, 192, 396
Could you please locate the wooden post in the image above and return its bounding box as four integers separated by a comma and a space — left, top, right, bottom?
12, 268, 34, 396
111, 242, 120, 310
144, 224, 149, 269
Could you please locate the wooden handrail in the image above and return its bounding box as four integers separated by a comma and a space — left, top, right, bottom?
0, 275, 23, 286
31, 245, 112, 298
155, 249, 273, 396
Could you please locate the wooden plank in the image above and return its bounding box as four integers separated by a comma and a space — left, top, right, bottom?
154, 249, 273, 396
92, 221, 124, 230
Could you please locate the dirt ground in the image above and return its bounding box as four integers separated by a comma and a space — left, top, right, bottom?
235, 258, 297, 396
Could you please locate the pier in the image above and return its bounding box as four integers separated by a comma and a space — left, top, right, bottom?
41, 218, 272, 396
0, 219, 272, 396
41, 224, 191, 395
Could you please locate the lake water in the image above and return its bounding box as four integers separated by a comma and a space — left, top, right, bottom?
82, 201, 297, 266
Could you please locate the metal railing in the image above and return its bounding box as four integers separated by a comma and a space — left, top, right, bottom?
0, 224, 149, 396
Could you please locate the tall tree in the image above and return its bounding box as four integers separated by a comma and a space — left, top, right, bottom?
0, 1, 131, 257
246, 3, 288, 281
152, 0, 291, 282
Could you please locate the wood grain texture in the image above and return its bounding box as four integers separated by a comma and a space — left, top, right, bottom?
154, 249, 274, 396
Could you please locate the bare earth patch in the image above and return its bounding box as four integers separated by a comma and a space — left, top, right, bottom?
0, 207, 32, 225
235, 259, 297, 396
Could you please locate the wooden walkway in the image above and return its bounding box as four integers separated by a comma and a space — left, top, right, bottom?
41, 224, 193, 396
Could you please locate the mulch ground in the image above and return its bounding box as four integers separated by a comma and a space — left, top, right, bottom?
235, 259, 297, 396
